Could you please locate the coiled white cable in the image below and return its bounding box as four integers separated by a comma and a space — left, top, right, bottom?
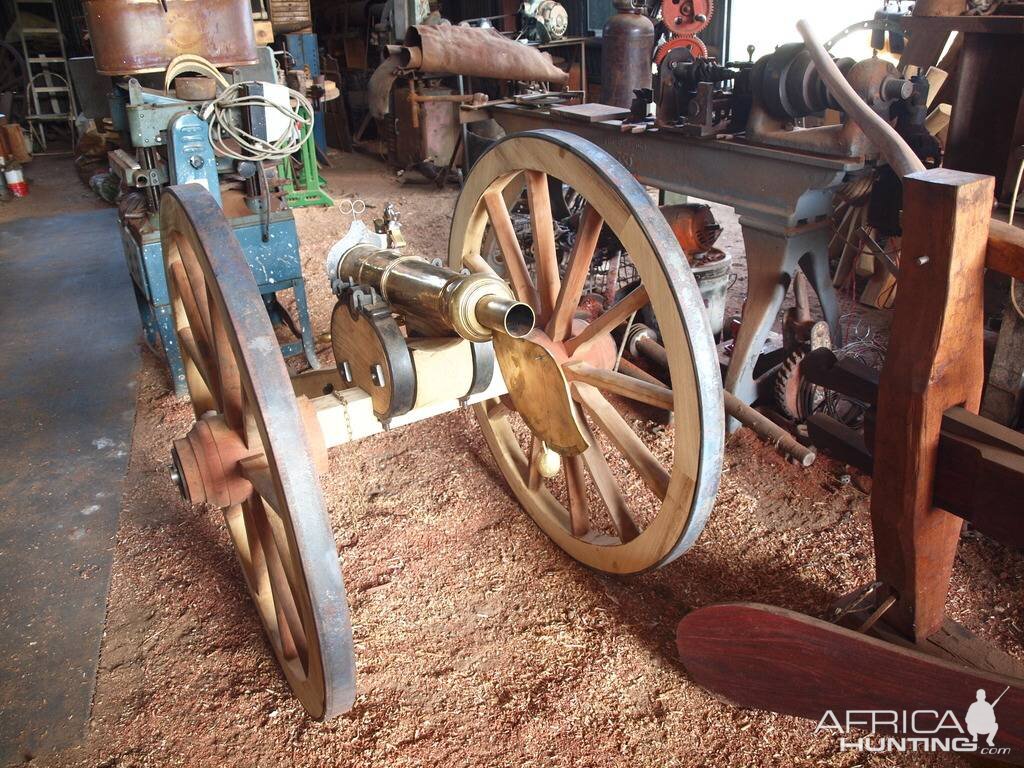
203, 81, 315, 163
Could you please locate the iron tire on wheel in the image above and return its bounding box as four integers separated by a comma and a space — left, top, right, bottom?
161, 184, 355, 719
449, 130, 724, 575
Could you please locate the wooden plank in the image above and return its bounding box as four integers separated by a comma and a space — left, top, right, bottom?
676, 603, 1024, 754
987, 220, 1024, 282
898, 0, 966, 70
933, 407, 1024, 547
870, 168, 993, 642
549, 103, 631, 123
980, 280, 1024, 426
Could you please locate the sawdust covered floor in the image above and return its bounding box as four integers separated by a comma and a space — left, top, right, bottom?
30, 151, 1023, 768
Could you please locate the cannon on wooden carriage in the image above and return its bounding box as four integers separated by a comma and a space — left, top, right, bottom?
161, 129, 725, 717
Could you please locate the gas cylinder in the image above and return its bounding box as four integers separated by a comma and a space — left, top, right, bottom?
600, 0, 656, 109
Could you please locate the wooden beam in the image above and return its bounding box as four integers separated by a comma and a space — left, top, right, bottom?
870, 168, 994, 642
987, 220, 1024, 282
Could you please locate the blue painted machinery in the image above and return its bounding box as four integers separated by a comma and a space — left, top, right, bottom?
109, 50, 319, 396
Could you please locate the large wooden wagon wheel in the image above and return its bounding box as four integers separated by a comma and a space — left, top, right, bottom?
450, 130, 724, 574
161, 185, 354, 719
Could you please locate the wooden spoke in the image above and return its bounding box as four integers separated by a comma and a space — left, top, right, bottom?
483, 190, 539, 309
450, 131, 723, 575
573, 382, 670, 500
176, 326, 216, 396
169, 259, 214, 355
528, 435, 543, 491
250, 495, 309, 666
240, 455, 282, 512
578, 418, 640, 542
564, 285, 649, 356
546, 203, 603, 342
564, 361, 673, 411
617, 357, 667, 387
209, 285, 244, 431
486, 396, 512, 421
564, 454, 589, 536
463, 252, 499, 278
177, 241, 215, 344
525, 170, 560, 321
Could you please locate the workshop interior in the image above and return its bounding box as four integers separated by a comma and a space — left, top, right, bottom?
0, 0, 1022, 764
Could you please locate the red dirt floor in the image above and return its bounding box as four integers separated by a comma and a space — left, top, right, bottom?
9, 151, 1022, 768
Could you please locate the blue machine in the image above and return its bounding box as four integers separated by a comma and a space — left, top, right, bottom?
109, 53, 319, 397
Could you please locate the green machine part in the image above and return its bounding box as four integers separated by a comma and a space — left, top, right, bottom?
279, 104, 333, 208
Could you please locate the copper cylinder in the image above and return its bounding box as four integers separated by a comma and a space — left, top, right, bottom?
83, 0, 258, 76
600, 0, 655, 109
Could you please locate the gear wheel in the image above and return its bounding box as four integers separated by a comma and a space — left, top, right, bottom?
774, 345, 825, 423
654, 35, 709, 65
661, 0, 713, 36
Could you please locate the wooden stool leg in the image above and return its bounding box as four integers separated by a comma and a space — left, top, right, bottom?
870, 168, 994, 642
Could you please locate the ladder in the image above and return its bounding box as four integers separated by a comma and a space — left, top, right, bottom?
15, 0, 77, 152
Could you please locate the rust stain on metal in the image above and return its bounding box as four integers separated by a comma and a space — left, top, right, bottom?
84, 0, 258, 76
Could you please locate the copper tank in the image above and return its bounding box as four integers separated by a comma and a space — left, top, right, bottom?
84, 0, 258, 76
600, 0, 655, 109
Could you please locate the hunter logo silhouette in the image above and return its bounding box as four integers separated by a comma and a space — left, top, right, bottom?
966, 687, 1009, 747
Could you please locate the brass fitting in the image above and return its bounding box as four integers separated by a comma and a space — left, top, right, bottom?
334, 245, 535, 342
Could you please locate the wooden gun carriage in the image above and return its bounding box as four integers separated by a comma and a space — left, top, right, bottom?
160, 21, 1024, 756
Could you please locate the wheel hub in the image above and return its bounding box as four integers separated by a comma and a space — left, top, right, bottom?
171, 415, 256, 508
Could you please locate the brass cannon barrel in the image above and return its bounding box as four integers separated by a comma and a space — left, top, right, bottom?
335, 245, 535, 342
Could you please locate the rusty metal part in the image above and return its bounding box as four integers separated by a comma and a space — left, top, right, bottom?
402, 25, 569, 84
370, 25, 567, 120
601, 1, 656, 108
774, 346, 825, 423
654, 35, 709, 65
334, 244, 535, 343
173, 76, 217, 101
267, 0, 311, 33
748, 49, 912, 160
796, 20, 925, 178
83, 0, 258, 76
662, 0, 714, 36
408, 80, 488, 129
659, 203, 722, 254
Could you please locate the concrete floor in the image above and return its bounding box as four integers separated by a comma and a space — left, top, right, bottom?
0, 208, 140, 762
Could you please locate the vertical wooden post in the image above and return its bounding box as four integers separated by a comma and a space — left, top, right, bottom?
870, 168, 994, 642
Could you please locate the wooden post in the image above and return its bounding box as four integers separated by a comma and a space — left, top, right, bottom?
870, 168, 994, 642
